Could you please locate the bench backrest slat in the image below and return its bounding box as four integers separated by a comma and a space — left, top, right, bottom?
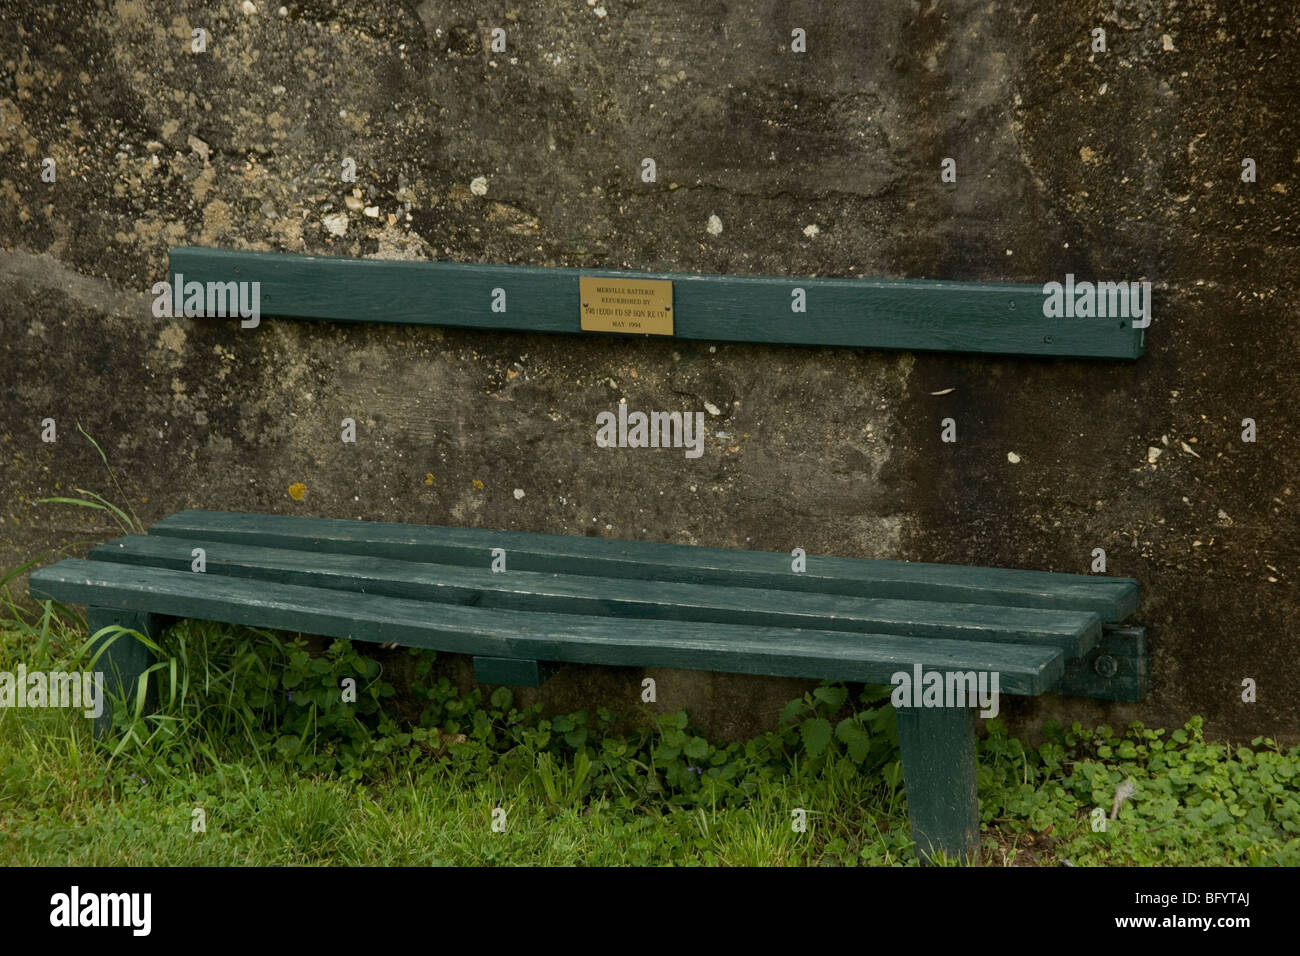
168, 246, 1146, 360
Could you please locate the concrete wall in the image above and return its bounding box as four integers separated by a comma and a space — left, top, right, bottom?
2, 1, 1296, 742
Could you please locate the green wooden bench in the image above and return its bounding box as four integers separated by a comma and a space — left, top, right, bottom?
30, 510, 1146, 862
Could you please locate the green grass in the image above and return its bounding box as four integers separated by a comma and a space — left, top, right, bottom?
1, 588, 1297, 866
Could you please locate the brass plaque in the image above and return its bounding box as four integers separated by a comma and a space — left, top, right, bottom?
579, 276, 674, 335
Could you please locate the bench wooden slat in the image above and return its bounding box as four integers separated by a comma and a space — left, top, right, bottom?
168, 246, 1146, 360
149, 510, 1139, 622
90, 534, 1102, 656
30, 559, 1066, 694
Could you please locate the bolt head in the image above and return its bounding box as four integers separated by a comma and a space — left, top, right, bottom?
1094, 655, 1119, 678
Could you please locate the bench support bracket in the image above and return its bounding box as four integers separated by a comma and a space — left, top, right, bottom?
896, 706, 980, 864
1054, 625, 1148, 702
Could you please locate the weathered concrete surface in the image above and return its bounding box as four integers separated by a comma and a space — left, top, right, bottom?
1, 1, 1296, 742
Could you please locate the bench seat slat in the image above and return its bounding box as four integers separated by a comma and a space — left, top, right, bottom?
31, 559, 1065, 695
90, 534, 1101, 657
149, 510, 1139, 621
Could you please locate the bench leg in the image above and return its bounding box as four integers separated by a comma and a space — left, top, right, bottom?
896, 706, 980, 864
473, 656, 557, 687
86, 608, 168, 738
